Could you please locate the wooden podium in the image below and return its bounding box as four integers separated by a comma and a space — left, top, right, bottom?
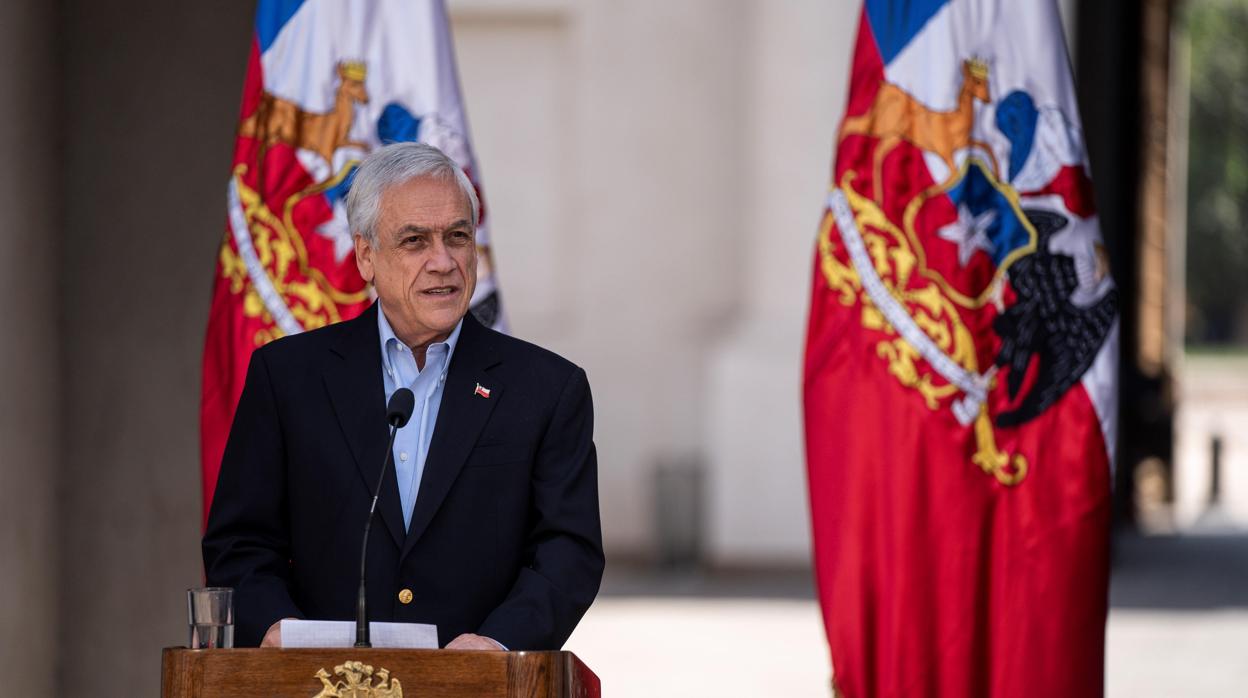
161, 647, 600, 697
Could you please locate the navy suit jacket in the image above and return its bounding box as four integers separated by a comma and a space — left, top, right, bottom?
203, 304, 604, 649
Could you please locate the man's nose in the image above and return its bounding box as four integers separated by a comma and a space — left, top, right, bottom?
425, 239, 456, 273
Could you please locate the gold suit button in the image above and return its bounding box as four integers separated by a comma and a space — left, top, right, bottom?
398, 588, 413, 604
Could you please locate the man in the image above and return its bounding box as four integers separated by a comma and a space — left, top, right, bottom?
203, 142, 604, 651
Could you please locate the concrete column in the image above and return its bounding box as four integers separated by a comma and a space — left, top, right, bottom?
705, 0, 856, 564
56, 1, 251, 692
452, 0, 749, 554
0, 1, 59, 694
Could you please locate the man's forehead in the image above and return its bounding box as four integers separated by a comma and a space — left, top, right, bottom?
379, 177, 473, 230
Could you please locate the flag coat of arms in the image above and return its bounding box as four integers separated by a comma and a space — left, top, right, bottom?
804, 1, 1118, 695
201, 0, 503, 522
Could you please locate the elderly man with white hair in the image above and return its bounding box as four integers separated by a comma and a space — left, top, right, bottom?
204, 142, 604, 651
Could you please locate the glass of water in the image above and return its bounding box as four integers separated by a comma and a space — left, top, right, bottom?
187, 587, 234, 649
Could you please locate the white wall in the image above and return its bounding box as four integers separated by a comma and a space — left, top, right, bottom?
704, 0, 854, 564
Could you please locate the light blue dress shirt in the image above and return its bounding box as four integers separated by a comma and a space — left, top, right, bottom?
378, 303, 462, 530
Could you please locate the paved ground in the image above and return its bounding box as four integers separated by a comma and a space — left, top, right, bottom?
565, 532, 1248, 696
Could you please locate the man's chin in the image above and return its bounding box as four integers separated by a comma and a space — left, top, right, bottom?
421, 305, 469, 334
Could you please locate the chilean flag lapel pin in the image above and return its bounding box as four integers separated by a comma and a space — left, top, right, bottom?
474, 383, 492, 399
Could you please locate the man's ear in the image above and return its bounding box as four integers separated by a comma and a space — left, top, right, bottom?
354, 234, 375, 283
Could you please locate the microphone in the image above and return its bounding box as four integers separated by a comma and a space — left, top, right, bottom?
356, 387, 415, 648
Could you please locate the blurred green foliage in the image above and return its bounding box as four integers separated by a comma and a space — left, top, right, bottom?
1184, 0, 1248, 347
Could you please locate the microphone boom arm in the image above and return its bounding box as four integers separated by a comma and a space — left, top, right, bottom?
356, 387, 415, 648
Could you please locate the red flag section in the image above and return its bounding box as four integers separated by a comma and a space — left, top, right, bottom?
804, 2, 1117, 696
200, 35, 371, 527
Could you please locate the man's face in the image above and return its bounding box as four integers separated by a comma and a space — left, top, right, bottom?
354, 175, 477, 348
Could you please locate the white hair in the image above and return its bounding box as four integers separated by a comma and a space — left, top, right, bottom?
346, 142, 480, 246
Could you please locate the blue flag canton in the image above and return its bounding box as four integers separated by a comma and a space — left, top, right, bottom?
865, 0, 949, 64
255, 0, 306, 53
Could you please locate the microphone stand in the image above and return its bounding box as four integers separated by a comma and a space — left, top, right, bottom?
355, 422, 403, 648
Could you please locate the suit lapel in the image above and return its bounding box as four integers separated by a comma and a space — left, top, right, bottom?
402, 313, 503, 559
323, 303, 406, 550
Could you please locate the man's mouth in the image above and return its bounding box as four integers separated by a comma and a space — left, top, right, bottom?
423, 286, 458, 296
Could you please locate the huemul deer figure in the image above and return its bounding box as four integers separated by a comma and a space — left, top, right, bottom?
840, 58, 1000, 201
239, 61, 370, 164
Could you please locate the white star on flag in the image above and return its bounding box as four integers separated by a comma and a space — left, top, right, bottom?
315, 200, 357, 264
938, 203, 997, 267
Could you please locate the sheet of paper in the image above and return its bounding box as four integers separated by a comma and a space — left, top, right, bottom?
279, 619, 438, 649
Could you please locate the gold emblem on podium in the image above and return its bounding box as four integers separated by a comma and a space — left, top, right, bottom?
311, 660, 403, 697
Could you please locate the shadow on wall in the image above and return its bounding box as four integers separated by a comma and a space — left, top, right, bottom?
1110, 532, 1248, 610
596, 529, 1248, 610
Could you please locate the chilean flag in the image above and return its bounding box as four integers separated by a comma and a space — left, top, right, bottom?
200, 0, 504, 525
804, 1, 1118, 696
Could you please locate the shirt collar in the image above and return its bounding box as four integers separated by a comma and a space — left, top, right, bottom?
377, 301, 463, 378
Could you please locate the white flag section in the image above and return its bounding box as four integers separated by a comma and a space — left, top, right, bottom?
254, 0, 505, 329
